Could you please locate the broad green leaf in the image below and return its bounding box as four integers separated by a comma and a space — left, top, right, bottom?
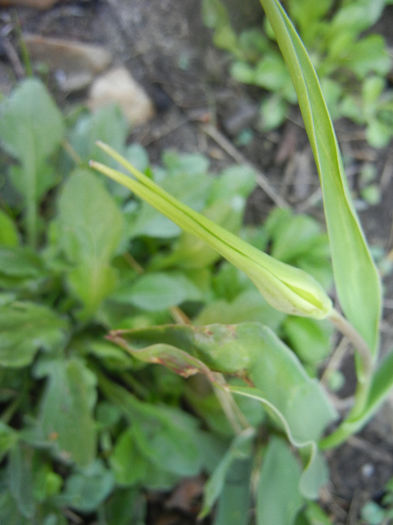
98, 372, 204, 477
58, 460, 114, 513
258, 0, 381, 353
257, 437, 303, 525
109, 428, 148, 486
0, 211, 19, 246
260, 94, 289, 130
91, 143, 332, 319
202, 0, 239, 54
101, 488, 146, 525
0, 246, 46, 291
200, 428, 254, 518
0, 78, 64, 245
288, 0, 332, 44
33, 462, 63, 502
109, 322, 336, 496
196, 289, 284, 329
254, 53, 291, 91
0, 422, 18, 461
208, 164, 256, 203
125, 143, 149, 172
231, 61, 256, 84
344, 35, 390, 79
35, 358, 96, 466
162, 150, 210, 176
111, 271, 201, 311
0, 490, 31, 525
58, 169, 124, 318
69, 104, 129, 166
8, 443, 35, 518
268, 213, 321, 262
283, 317, 332, 365
84, 339, 134, 371
129, 202, 180, 238
301, 501, 333, 525
0, 302, 68, 367
213, 458, 253, 525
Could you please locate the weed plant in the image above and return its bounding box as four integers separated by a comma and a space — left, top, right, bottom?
0, 0, 391, 523
203, 0, 393, 147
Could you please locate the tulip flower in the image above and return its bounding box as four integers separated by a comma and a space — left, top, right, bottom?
90, 141, 332, 319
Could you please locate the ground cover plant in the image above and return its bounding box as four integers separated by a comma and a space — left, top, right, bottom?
0, 77, 334, 523
203, 0, 393, 147
0, 0, 391, 524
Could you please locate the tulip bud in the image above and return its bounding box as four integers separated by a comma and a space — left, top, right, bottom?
90, 142, 332, 319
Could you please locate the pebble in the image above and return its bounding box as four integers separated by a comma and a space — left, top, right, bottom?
0, 0, 58, 8
88, 67, 155, 126
23, 34, 112, 92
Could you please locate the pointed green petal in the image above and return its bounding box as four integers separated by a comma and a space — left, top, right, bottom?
90, 143, 332, 319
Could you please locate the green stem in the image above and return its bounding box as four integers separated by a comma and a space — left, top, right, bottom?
328, 309, 373, 380
320, 309, 375, 449
212, 373, 250, 434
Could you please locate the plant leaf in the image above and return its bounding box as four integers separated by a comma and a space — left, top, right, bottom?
256, 437, 303, 525
0, 302, 68, 368
213, 458, 253, 525
98, 372, 205, 478
57, 460, 114, 513
109, 428, 148, 486
35, 358, 97, 466
321, 348, 393, 448
258, 0, 381, 354
111, 271, 201, 311
109, 322, 336, 497
0, 211, 19, 247
0, 78, 64, 245
57, 169, 124, 318
200, 428, 254, 518
8, 443, 35, 518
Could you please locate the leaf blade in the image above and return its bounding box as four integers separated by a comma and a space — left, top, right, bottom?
259, 0, 381, 353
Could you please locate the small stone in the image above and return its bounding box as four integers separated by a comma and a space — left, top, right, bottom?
361, 463, 374, 478
23, 34, 112, 92
0, 0, 58, 7
88, 67, 155, 126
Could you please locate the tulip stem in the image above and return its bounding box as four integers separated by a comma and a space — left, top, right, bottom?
328, 309, 373, 380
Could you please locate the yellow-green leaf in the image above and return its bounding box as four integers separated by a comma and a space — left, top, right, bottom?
259, 0, 381, 354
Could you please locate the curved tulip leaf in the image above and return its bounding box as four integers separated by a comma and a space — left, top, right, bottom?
90, 143, 332, 320
259, 0, 381, 354
108, 322, 336, 497
321, 348, 393, 449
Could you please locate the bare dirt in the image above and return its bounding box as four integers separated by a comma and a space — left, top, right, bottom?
1, 1, 393, 523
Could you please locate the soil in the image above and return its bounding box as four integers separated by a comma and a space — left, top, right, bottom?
1, 1, 393, 523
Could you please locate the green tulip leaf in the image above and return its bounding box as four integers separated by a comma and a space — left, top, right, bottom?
258, 0, 381, 354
